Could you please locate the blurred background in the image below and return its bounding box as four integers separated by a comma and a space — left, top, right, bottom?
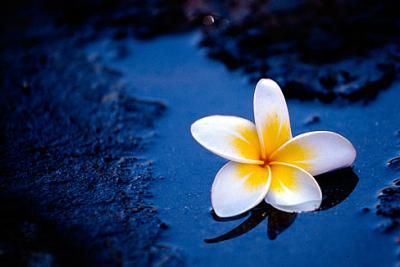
1, 1, 400, 266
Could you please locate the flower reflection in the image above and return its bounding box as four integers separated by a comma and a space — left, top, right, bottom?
205, 167, 358, 243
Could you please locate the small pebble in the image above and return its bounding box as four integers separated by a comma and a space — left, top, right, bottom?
203, 15, 215, 26
159, 222, 169, 229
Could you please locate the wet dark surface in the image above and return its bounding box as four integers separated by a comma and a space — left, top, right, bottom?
0, 22, 178, 266
89, 32, 400, 266
204, 168, 359, 244
1, 1, 400, 266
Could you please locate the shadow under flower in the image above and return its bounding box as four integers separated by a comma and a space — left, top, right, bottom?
205, 167, 359, 243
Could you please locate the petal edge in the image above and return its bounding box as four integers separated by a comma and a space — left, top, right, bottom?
270, 131, 356, 176
265, 162, 322, 213
191, 115, 263, 164
254, 79, 292, 158
212, 162, 271, 217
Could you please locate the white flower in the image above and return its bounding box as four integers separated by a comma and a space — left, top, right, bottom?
191, 79, 356, 217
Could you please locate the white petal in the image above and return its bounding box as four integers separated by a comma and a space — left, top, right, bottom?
191, 115, 263, 164
212, 162, 271, 217
270, 131, 356, 176
253, 79, 292, 159
265, 163, 322, 213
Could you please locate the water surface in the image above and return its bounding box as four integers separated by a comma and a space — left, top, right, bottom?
89, 32, 400, 267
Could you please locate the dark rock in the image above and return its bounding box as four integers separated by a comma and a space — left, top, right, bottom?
6, 0, 399, 103
202, 15, 215, 26
0, 28, 175, 267
394, 178, 400, 186
376, 179, 400, 234
159, 222, 169, 230
199, 1, 400, 102
319, 72, 338, 89
0, 197, 89, 267
388, 156, 400, 170
376, 220, 399, 233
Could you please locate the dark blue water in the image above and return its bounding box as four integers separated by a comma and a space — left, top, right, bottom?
88, 32, 400, 266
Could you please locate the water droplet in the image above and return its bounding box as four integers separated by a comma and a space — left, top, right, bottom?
203, 15, 215, 26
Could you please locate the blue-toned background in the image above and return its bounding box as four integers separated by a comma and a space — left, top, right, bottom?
1, 1, 400, 266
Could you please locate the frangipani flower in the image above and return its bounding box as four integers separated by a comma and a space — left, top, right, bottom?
191, 79, 356, 217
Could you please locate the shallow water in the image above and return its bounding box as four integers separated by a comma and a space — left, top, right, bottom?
89, 32, 400, 266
